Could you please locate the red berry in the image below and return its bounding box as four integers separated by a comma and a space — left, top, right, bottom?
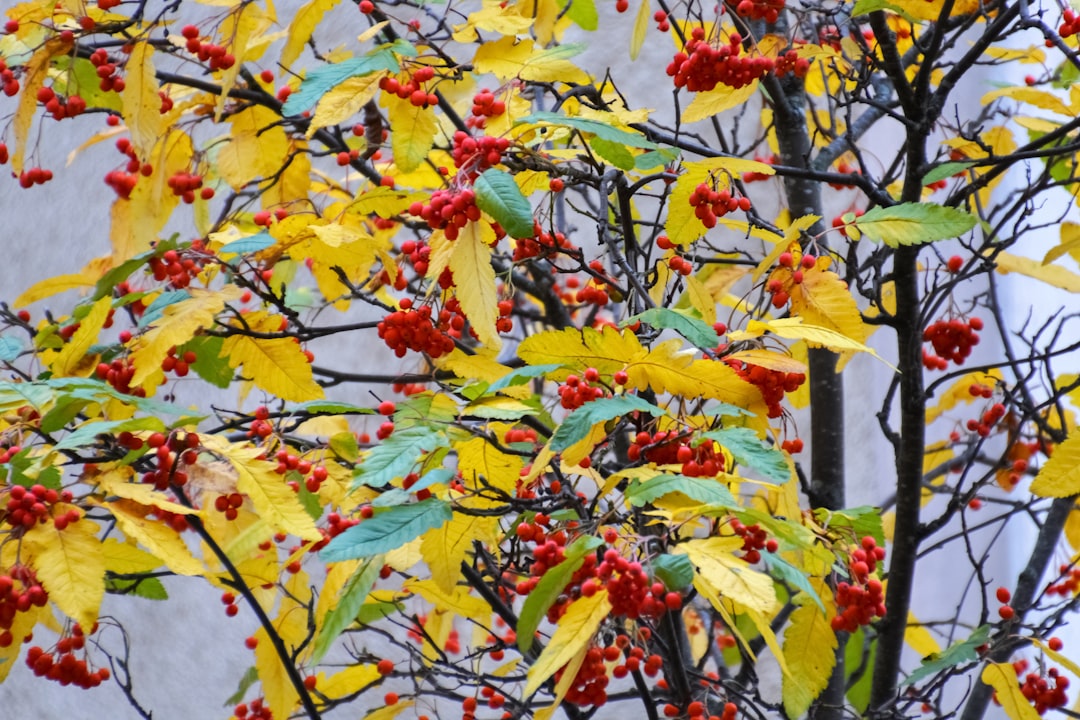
378, 400, 396, 416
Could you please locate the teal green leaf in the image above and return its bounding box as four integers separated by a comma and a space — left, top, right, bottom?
355, 426, 449, 487
474, 168, 535, 239
282, 49, 400, 115
763, 554, 824, 611
138, 290, 189, 327
851, 203, 977, 247
218, 232, 275, 257
550, 395, 665, 452
321, 500, 452, 561
489, 364, 563, 391
814, 506, 885, 546
53, 417, 166, 452
901, 625, 990, 686
313, 558, 382, 662
653, 553, 694, 590
518, 535, 603, 653
699, 428, 789, 483
635, 147, 680, 170
626, 474, 738, 507
0, 337, 24, 362
922, 162, 974, 185
291, 400, 375, 415
519, 111, 657, 149
628, 307, 720, 350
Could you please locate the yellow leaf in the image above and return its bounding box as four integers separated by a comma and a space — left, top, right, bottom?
361, 700, 414, 720
121, 43, 162, 162
308, 72, 386, 138
384, 93, 437, 173
905, 610, 941, 658
981, 662, 1042, 720
48, 296, 111, 378
101, 537, 163, 574
995, 251, 1080, 292
218, 105, 290, 190
15, 272, 99, 308
214, 3, 266, 118
318, 664, 381, 700
725, 349, 807, 374
200, 435, 322, 540
682, 81, 760, 123
753, 214, 818, 281
982, 86, 1072, 117
925, 370, 1003, 424
683, 606, 710, 663
676, 537, 777, 614
1031, 433, 1080, 497
473, 36, 589, 84
524, 590, 612, 696
666, 157, 774, 245
1044, 222, 1080, 265
449, 221, 501, 350
25, 511, 104, 629
745, 605, 789, 675
280, 0, 341, 68
263, 140, 313, 209
629, 0, 650, 60
457, 435, 524, 495
684, 274, 716, 325
733, 318, 881, 361
534, 644, 589, 720
406, 578, 491, 617
220, 334, 324, 402
255, 570, 310, 720
130, 286, 242, 385
436, 348, 511, 384
421, 511, 497, 593
12, 36, 72, 174
789, 266, 869, 344
95, 469, 199, 516
106, 499, 204, 576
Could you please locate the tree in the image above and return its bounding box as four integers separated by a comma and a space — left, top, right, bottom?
2, 0, 1080, 717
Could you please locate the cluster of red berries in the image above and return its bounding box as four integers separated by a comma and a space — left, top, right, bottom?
0, 444, 21, 463
180, 25, 236, 70
513, 225, 574, 261
139, 432, 200, 491
36, 86, 86, 121
160, 346, 197, 377
467, 89, 506, 129
408, 188, 481, 239
1003, 658, 1070, 715
0, 565, 48, 644
831, 537, 887, 632
379, 66, 439, 107
148, 241, 212, 289
725, 361, 806, 418
3, 484, 77, 530
212, 493, 245, 521
829, 160, 861, 189
556, 645, 611, 707
1, 59, 19, 96
668, 30, 807, 93
729, 519, 777, 564
233, 698, 273, 719
781, 437, 804, 453
766, 251, 818, 307
253, 209, 289, 227
627, 431, 728, 477
733, 0, 786, 22
1046, 564, 1080, 596
451, 131, 510, 177
167, 172, 213, 204
688, 182, 752, 229
247, 406, 275, 440
17, 167, 53, 188
593, 548, 682, 619
88, 48, 125, 93
664, 700, 736, 720
25, 626, 110, 689
96, 357, 144, 396
378, 305, 457, 359
558, 369, 609, 410
1059, 10, 1080, 39
399, 239, 431, 276
922, 317, 982, 370
964, 402, 1006, 439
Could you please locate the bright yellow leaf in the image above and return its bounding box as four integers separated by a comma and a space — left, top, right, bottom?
218, 105, 290, 190
995, 251, 1080, 292
405, 578, 491, 618
981, 662, 1042, 720
473, 36, 589, 84
318, 664, 381, 700
383, 93, 437, 173
120, 43, 162, 162
220, 334, 324, 402
48, 296, 111, 378
1043, 222, 1080, 265
280, 0, 341, 68
1031, 433, 1080, 497
308, 72, 386, 138
421, 511, 498, 593
101, 537, 163, 575
106, 499, 204, 576
905, 610, 942, 658
524, 590, 612, 696
782, 586, 837, 716
15, 272, 99, 308
11, 36, 72, 174
682, 81, 760, 123
25, 511, 104, 629
676, 537, 777, 614
630, 0, 650, 60
449, 221, 501, 350
254, 570, 310, 720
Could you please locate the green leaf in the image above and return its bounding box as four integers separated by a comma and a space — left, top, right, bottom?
850, 0, 920, 22
488, 364, 564, 392
53, 417, 166, 452
225, 666, 259, 707
518, 535, 603, 653
845, 626, 874, 713
626, 474, 738, 507
0, 337, 24, 362
291, 400, 375, 415
653, 553, 694, 590
901, 625, 990, 687
313, 558, 382, 662
184, 336, 234, 389
357, 598, 403, 624
330, 432, 360, 462
550, 395, 666, 452
282, 50, 400, 115
138, 290, 190, 327
814, 506, 885, 546
699, 428, 790, 483
557, 0, 598, 29
635, 147, 680, 170
297, 481, 323, 520
218, 232, 275, 257
473, 168, 535, 239
321, 499, 453, 561
764, 554, 824, 611
519, 111, 657, 149
589, 136, 635, 170
355, 426, 449, 487
628, 307, 721, 350
105, 575, 168, 600
850, 203, 977, 247
922, 162, 975, 185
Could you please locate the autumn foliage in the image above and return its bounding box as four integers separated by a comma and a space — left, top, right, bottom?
4, 0, 1080, 719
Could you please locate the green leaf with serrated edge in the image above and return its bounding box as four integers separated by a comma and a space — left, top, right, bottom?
137, 290, 189, 327
518, 535, 604, 653
354, 426, 449, 488
464, 397, 539, 420
322, 499, 453, 561
0, 337, 23, 362
901, 625, 990, 686
282, 50, 400, 115
183, 336, 234, 389
763, 554, 824, 611
589, 136, 636, 170
557, 0, 598, 29
39, 397, 92, 434
626, 474, 738, 507
550, 395, 666, 452
105, 575, 168, 600
518, 111, 657, 149
488, 364, 564, 391
627, 307, 721, 350
218, 232, 275, 256
313, 558, 382, 662
411, 467, 455, 493
473, 169, 535, 239
43, 377, 200, 418
653, 553, 694, 590
852, 203, 977, 247
371, 488, 411, 508
814, 506, 885, 546
0, 382, 55, 413
698, 428, 789, 483
844, 625, 873, 712
225, 666, 259, 707
636, 147, 680, 170
922, 162, 975, 185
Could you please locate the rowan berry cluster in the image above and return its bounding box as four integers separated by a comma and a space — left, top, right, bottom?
514, 225, 574, 261
922, 317, 982, 370
732, 0, 786, 23
451, 131, 510, 177
1046, 564, 1080, 596
594, 549, 682, 619
725, 361, 805, 418
167, 172, 213, 204
17, 167, 53, 188
664, 699, 734, 720
25, 626, 110, 689
1059, 10, 1080, 38
36, 86, 86, 121
89, 48, 125, 92
148, 242, 211, 289
233, 697, 273, 719
688, 182, 752, 228
558, 368, 609, 409
0, 444, 20, 463
377, 305, 457, 359
1, 59, 18, 96
407, 187, 481, 239
180, 25, 236, 70
729, 519, 776, 564
766, 252, 818, 307
139, 431, 200, 490
965, 402, 1006, 438
831, 537, 887, 632
627, 431, 727, 477
1004, 658, 1070, 715
668, 29, 806, 93
467, 89, 506, 129
3, 484, 76, 530
378, 65, 438, 107
0, 565, 48, 645
96, 357, 144, 396
556, 645, 610, 707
